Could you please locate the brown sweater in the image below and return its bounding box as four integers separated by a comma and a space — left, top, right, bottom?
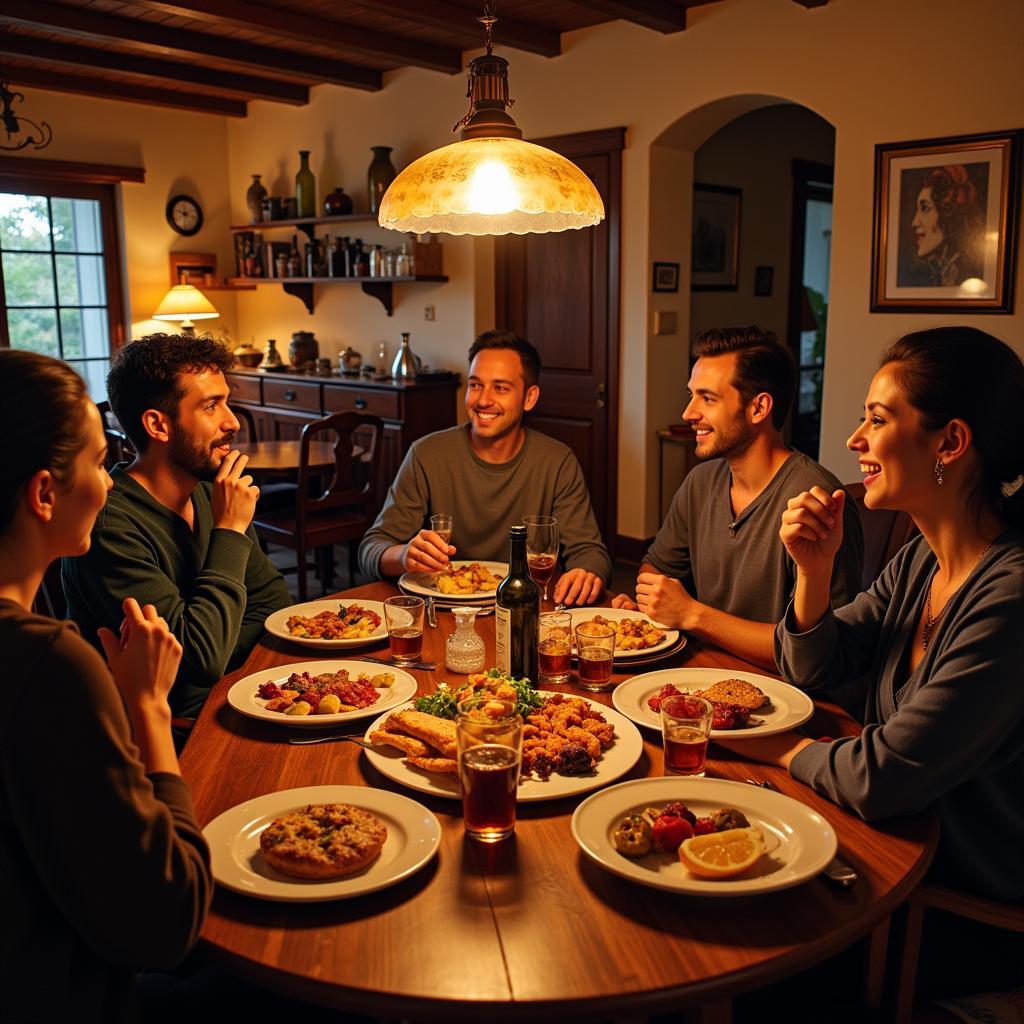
0, 600, 213, 1022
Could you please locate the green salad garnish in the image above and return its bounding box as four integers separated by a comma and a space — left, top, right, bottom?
414, 668, 544, 720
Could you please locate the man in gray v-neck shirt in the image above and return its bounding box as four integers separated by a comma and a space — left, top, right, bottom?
615, 327, 863, 669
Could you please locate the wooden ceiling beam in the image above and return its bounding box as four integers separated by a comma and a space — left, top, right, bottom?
3, 65, 247, 117
133, 1, 462, 74
0, 0, 381, 91
0, 34, 309, 105
352, 2, 561, 58
791, 0, 830, 7
571, 1, 688, 33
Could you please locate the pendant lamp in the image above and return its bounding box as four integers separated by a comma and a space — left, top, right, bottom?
377, 4, 604, 237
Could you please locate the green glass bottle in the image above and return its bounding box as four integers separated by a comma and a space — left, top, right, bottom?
495, 525, 540, 684
295, 150, 316, 219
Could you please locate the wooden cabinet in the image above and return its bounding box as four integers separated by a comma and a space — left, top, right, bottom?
226, 369, 460, 508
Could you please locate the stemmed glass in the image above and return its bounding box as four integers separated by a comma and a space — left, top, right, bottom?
522, 515, 559, 602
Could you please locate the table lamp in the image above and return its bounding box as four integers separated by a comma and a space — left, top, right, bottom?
153, 283, 219, 334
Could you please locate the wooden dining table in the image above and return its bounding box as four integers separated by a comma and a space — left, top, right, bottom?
232, 439, 341, 478
179, 582, 938, 1023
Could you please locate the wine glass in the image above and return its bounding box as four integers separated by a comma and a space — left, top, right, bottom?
522, 515, 559, 602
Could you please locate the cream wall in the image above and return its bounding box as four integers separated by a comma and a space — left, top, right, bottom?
7, 90, 238, 343
12, 0, 1023, 540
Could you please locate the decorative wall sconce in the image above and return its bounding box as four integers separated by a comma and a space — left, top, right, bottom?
0, 82, 53, 152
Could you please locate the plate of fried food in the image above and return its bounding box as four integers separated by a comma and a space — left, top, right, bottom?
361, 671, 643, 802
203, 785, 442, 902
264, 600, 387, 650
399, 561, 507, 600
227, 660, 418, 727
572, 776, 837, 896
567, 609, 682, 661
611, 668, 814, 739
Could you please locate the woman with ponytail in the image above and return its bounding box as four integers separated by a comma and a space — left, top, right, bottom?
721, 327, 1024, 908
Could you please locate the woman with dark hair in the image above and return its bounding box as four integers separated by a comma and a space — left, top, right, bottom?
720, 326, 1023, 1003
911, 164, 985, 286
0, 350, 212, 1021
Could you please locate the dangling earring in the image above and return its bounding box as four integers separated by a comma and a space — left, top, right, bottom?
934, 458, 945, 486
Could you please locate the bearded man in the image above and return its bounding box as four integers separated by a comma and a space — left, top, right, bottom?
613, 326, 863, 670
63, 333, 289, 718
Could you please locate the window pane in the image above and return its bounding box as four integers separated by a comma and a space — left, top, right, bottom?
61, 307, 109, 359
66, 359, 110, 403
52, 198, 103, 253
8, 308, 59, 356
3, 252, 55, 305
56, 254, 106, 306
0, 194, 51, 251
798, 368, 823, 416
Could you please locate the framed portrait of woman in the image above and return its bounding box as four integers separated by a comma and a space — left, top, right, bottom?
871, 131, 1021, 312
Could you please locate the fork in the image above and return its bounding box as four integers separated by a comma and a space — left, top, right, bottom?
288, 733, 375, 749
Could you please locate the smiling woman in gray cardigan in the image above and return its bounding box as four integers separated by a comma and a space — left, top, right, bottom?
720, 327, 1024, 904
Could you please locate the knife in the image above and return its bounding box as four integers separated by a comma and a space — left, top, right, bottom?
360, 654, 437, 671
744, 779, 858, 887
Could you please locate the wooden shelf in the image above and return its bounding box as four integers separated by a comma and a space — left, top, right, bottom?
230, 213, 382, 241
227, 274, 448, 316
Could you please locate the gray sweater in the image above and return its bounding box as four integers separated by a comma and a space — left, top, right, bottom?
780, 532, 1024, 900
359, 425, 612, 583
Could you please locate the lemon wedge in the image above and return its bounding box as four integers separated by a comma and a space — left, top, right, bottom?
678, 826, 765, 879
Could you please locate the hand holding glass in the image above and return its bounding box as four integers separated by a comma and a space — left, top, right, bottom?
383, 595, 425, 664
522, 515, 558, 601
429, 513, 453, 549
456, 696, 522, 842
661, 695, 713, 776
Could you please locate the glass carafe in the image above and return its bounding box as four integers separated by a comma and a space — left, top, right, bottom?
445, 607, 485, 674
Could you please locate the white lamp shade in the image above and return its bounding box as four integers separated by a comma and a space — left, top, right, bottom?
377, 137, 605, 236
153, 284, 220, 322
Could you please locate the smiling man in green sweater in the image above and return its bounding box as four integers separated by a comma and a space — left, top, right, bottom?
63, 334, 290, 719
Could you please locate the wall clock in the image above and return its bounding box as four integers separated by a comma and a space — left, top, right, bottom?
166, 194, 203, 236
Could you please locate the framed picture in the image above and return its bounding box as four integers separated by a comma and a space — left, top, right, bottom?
652, 261, 679, 293
691, 183, 740, 291
169, 251, 217, 287
870, 130, 1021, 312
754, 265, 774, 297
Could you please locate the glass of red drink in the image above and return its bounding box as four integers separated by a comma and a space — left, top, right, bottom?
383, 595, 425, 664
538, 611, 572, 684
522, 515, 559, 602
456, 696, 522, 842
660, 694, 713, 776
574, 621, 616, 692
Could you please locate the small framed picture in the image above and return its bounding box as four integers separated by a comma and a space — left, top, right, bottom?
691, 183, 741, 291
652, 261, 680, 293
870, 130, 1021, 312
754, 265, 774, 297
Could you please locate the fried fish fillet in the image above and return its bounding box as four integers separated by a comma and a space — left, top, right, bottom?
406, 755, 458, 775
697, 678, 768, 710
368, 730, 430, 757
386, 710, 457, 758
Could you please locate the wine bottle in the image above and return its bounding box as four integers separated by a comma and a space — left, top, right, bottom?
495, 524, 540, 683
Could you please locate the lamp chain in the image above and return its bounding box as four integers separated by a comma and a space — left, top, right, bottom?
479, 2, 497, 55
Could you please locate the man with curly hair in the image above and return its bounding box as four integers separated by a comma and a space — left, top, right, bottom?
63, 333, 290, 720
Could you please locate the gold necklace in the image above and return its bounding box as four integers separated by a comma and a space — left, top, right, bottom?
922, 541, 994, 651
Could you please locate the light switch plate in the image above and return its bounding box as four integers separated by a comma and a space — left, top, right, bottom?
654, 310, 678, 335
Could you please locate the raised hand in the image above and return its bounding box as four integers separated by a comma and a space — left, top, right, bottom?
98, 598, 182, 715
780, 486, 845, 579
404, 529, 456, 573
211, 449, 259, 533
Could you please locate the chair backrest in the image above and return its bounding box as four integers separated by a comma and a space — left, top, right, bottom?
32, 559, 67, 620
297, 411, 384, 522
844, 480, 918, 589
230, 403, 258, 443
104, 427, 135, 469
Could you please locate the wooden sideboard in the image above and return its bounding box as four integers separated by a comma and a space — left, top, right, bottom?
226, 368, 460, 506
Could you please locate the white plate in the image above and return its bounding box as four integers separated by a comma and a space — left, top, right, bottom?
398, 561, 507, 600
204, 785, 441, 902
227, 660, 418, 727
612, 668, 814, 739
572, 776, 836, 896
264, 599, 388, 650
567, 608, 681, 661
362, 693, 644, 803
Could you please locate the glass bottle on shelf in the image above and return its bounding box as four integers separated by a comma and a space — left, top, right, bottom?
395, 243, 411, 277
287, 235, 302, 278
368, 244, 381, 278
354, 243, 369, 277
295, 150, 316, 218
445, 607, 485, 674
329, 237, 344, 278
382, 248, 395, 277
274, 251, 289, 279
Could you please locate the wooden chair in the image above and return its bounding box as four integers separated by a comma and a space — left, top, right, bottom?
32, 559, 67, 620
229, 402, 258, 443
895, 884, 1024, 1023
844, 480, 918, 590
252, 411, 383, 600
